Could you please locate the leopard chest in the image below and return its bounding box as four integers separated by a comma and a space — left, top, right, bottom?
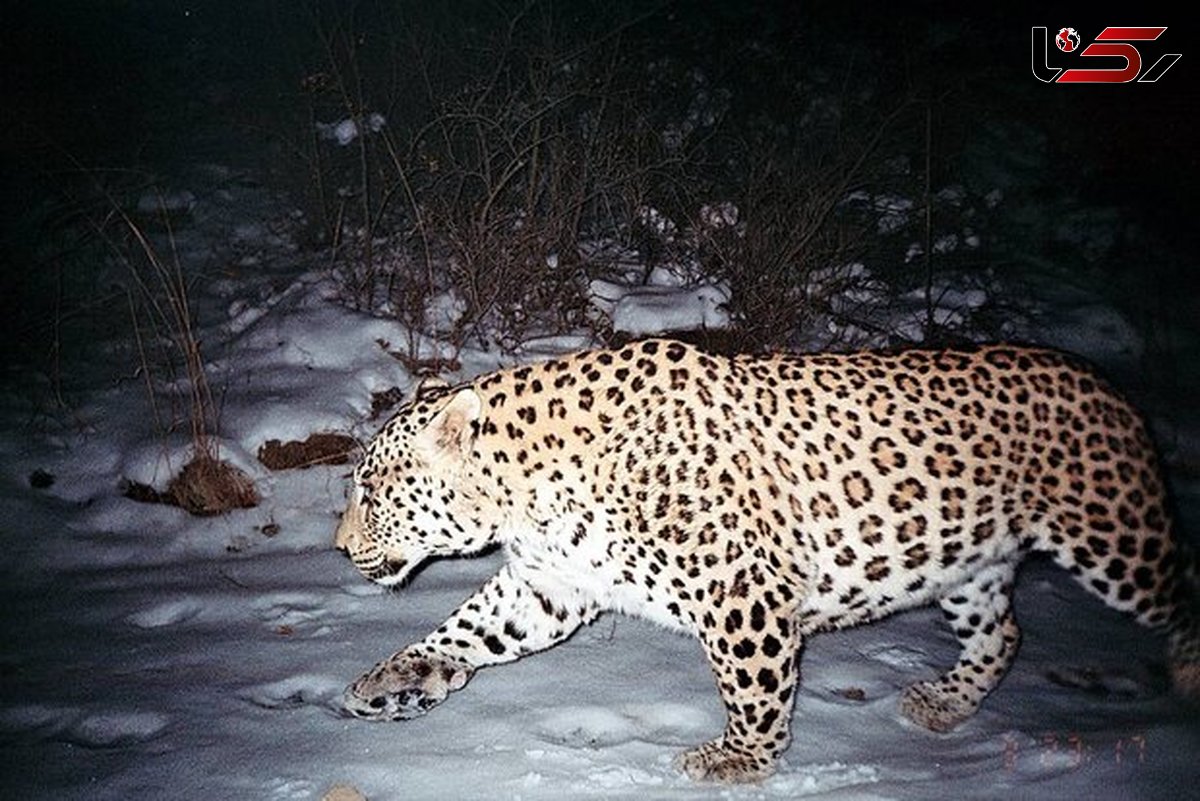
503, 513, 696, 634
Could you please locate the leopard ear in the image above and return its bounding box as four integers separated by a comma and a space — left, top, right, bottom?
417, 388, 481, 459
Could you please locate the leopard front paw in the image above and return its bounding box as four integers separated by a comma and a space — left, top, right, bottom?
343, 649, 473, 721
674, 739, 776, 783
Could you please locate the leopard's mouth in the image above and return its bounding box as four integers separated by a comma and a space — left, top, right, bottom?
368, 556, 416, 587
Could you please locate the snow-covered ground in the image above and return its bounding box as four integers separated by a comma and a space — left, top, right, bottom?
1, 169, 1197, 801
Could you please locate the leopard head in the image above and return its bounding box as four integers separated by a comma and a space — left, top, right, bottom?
335, 383, 491, 585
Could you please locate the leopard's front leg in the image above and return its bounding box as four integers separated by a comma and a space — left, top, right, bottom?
677, 593, 803, 783
344, 564, 595, 721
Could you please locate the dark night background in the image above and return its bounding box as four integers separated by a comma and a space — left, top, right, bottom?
2, 1, 1198, 375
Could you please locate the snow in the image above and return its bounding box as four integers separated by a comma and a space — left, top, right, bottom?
3, 166, 1197, 801
609, 281, 731, 336
316, 114, 387, 146
590, 271, 732, 337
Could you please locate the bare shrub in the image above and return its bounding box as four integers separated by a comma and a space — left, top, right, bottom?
271, 4, 944, 355
282, 1, 699, 353
379, 16, 687, 350
166, 456, 260, 516
81, 179, 260, 512
696, 102, 912, 351
122, 455, 260, 516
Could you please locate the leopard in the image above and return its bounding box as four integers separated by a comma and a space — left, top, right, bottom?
334, 339, 1199, 783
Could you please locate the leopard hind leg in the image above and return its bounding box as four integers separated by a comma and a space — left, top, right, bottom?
901, 561, 1021, 732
